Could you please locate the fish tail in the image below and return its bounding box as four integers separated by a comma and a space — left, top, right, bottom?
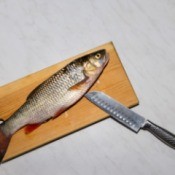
0, 125, 11, 163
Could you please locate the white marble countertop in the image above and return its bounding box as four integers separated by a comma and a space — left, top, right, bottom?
0, 0, 175, 174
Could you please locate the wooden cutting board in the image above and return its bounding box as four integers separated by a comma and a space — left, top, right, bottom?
0, 42, 138, 162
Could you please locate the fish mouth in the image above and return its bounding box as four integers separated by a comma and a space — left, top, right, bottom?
104, 52, 109, 65
100, 51, 109, 69
99, 49, 109, 66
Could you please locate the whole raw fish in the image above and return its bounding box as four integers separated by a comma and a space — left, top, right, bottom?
0, 49, 109, 162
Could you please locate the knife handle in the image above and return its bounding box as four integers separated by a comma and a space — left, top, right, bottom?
143, 120, 175, 149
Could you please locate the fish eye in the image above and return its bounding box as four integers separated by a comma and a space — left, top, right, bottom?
95, 53, 101, 59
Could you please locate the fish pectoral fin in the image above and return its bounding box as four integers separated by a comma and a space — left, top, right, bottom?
69, 76, 89, 91
25, 123, 42, 134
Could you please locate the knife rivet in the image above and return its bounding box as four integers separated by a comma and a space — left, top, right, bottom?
94, 98, 98, 102
113, 111, 116, 114
102, 103, 106, 107
91, 96, 95, 100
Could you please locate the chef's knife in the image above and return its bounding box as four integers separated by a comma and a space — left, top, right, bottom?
85, 91, 175, 149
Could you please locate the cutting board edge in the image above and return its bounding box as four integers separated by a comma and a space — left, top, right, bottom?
1, 41, 139, 162
110, 42, 139, 106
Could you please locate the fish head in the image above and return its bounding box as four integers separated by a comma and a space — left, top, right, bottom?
83, 49, 109, 76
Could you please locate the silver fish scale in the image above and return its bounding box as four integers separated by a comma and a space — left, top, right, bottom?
1, 49, 109, 136
28, 63, 85, 100
1, 62, 87, 135
26, 62, 85, 115
85, 91, 146, 132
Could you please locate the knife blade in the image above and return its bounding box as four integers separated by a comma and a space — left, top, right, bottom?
85, 91, 175, 149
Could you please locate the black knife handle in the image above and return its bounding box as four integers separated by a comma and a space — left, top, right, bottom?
143, 120, 175, 149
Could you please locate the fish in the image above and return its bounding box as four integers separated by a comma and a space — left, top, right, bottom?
0, 49, 109, 162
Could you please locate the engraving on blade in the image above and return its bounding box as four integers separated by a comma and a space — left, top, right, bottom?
86, 91, 145, 132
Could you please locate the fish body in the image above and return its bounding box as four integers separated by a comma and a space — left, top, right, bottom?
0, 49, 109, 162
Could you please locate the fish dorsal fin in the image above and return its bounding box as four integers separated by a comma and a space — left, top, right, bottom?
26, 75, 53, 100
26, 84, 42, 100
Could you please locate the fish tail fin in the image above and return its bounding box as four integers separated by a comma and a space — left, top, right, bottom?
0, 126, 11, 163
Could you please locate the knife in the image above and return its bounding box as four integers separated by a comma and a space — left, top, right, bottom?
85, 91, 175, 149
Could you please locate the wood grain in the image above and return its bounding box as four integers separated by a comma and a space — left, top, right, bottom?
0, 42, 138, 161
